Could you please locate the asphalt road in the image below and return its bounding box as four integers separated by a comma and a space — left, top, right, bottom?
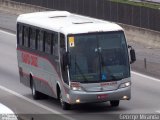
0, 11, 17, 33
1, 9, 160, 120
1, 27, 160, 120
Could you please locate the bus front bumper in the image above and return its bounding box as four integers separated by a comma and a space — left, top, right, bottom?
68, 86, 131, 104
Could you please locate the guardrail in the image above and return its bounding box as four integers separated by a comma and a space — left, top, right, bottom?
6, 0, 160, 32
0, 0, 160, 48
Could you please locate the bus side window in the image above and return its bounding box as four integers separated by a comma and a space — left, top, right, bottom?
52, 32, 58, 57
17, 24, 23, 45
30, 28, 36, 49
60, 34, 65, 49
37, 30, 44, 52
23, 26, 29, 47
45, 32, 52, 54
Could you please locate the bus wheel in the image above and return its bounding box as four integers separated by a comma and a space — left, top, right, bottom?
59, 91, 71, 110
31, 79, 41, 100
110, 100, 120, 107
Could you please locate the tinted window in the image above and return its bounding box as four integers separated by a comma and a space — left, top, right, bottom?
60, 33, 69, 84
52, 32, 58, 56
17, 24, 23, 45
60, 34, 65, 49
37, 30, 44, 52
23, 26, 29, 47
30, 28, 36, 49
45, 32, 52, 54
68, 32, 130, 83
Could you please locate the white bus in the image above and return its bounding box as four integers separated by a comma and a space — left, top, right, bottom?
0, 103, 18, 120
17, 11, 136, 110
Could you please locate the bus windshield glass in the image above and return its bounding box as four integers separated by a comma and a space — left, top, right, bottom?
68, 31, 130, 83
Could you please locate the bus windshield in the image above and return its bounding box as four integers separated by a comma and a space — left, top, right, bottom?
68, 31, 130, 83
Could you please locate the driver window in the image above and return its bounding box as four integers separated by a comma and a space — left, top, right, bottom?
60, 33, 69, 85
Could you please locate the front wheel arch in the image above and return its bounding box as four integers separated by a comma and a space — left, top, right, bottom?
56, 84, 60, 99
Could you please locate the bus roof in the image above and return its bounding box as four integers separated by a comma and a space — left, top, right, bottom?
17, 11, 123, 35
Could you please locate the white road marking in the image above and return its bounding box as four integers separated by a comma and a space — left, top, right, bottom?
0, 85, 75, 120
1, 28, 160, 115
0, 29, 16, 36
156, 111, 160, 113
131, 71, 160, 82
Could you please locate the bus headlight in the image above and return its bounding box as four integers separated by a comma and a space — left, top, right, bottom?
70, 82, 82, 91
71, 86, 82, 91
119, 82, 131, 88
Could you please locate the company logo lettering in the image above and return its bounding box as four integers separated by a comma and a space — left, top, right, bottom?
100, 81, 117, 87
22, 52, 38, 67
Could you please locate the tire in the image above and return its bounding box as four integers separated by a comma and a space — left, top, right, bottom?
110, 100, 120, 107
59, 91, 71, 110
31, 79, 41, 100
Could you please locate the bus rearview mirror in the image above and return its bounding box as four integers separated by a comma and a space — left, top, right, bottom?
63, 52, 70, 69
130, 48, 136, 64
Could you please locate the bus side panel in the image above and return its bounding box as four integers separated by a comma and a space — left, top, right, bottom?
17, 49, 31, 88
17, 47, 60, 98
33, 76, 55, 97
19, 67, 30, 88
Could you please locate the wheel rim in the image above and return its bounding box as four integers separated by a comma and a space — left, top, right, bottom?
60, 92, 64, 107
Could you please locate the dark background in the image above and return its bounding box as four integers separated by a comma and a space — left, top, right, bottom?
11, 0, 160, 31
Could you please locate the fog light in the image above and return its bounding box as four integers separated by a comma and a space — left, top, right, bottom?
123, 96, 128, 100
76, 99, 80, 103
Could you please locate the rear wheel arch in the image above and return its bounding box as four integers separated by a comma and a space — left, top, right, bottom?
30, 73, 41, 100
29, 73, 33, 88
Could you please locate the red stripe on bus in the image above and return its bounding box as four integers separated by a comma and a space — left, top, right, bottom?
17, 48, 68, 96
17, 48, 62, 80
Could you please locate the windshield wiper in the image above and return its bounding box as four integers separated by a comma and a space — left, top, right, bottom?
74, 56, 88, 83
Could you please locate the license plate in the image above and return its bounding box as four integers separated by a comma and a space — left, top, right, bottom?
97, 94, 107, 99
